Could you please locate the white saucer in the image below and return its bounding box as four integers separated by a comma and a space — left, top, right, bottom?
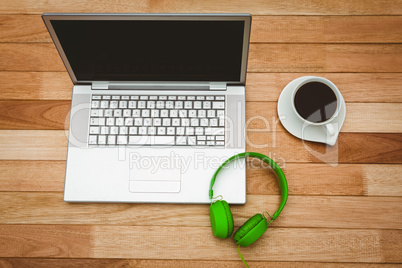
277, 77, 346, 146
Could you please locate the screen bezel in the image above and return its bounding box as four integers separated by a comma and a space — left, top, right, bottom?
42, 13, 251, 86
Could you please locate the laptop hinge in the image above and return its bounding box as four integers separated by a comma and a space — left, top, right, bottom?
91, 82, 227, 90
91, 82, 109, 90
209, 83, 227, 91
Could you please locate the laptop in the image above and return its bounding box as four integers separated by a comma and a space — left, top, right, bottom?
42, 13, 251, 203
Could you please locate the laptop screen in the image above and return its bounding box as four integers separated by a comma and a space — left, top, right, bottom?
50, 19, 246, 83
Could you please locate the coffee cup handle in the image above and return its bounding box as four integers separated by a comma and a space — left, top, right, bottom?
326, 124, 335, 136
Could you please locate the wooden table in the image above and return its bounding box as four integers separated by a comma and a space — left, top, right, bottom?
1, 1, 401, 267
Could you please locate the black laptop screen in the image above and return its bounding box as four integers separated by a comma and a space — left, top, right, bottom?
50, 19, 245, 82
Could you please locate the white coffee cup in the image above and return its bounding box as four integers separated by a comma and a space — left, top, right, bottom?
290, 76, 342, 137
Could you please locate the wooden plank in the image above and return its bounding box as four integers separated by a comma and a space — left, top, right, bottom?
246, 102, 402, 133
1, 161, 401, 197
0, 100, 70, 130
0, 15, 49, 42
251, 16, 402, 43
248, 163, 402, 197
1, 130, 401, 164
0, 100, 400, 133
1, 0, 401, 15
3, 224, 398, 262
0, 72, 72, 100
2, 43, 402, 73
1, 72, 401, 103
2, 15, 402, 43
246, 73, 402, 103
0, 225, 91, 258
0, 43, 64, 72
248, 44, 402, 73
0, 130, 67, 160
0, 161, 65, 191
0, 259, 398, 268
1, 193, 401, 230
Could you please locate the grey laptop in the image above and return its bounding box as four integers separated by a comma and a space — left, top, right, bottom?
42, 13, 251, 203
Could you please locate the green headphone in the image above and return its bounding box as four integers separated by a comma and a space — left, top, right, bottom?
209, 152, 288, 247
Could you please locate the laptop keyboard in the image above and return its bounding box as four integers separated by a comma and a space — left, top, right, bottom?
88, 95, 225, 146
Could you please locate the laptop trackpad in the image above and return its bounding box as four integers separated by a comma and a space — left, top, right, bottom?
129, 157, 181, 193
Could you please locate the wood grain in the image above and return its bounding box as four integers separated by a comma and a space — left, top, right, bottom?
2, 43, 402, 73
0, 100, 401, 133
2, 15, 402, 43
249, 44, 402, 73
246, 73, 402, 103
1, 130, 401, 164
0, 259, 399, 268
2, 224, 400, 262
1, 193, 401, 230
251, 16, 402, 43
1, 72, 401, 103
1, 0, 401, 15
1, 160, 401, 196
0, 72, 72, 100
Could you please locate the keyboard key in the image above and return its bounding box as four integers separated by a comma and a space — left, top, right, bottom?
178, 96, 186, 100
170, 110, 178, 117
207, 110, 216, 118
144, 118, 152, 126
117, 136, 128, 145
166, 101, 174, 109
151, 110, 160, 117
163, 118, 171, 126
216, 141, 225, 146
89, 126, 100, 134
107, 135, 116, 145
198, 136, 206, 140
129, 127, 138, 135
186, 127, 194, 135
128, 101, 137, 108
176, 136, 187, 145
92, 95, 101, 100
102, 95, 111, 100
106, 118, 115, 126
98, 135, 106, 145
91, 109, 99, 117
112, 96, 120, 100
187, 96, 196, 100
206, 96, 214, 100
100, 101, 109, 108
159, 96, 167, 100
156, 101, 164, 108
200, 118, 209, 126
172, 118, 180, 126
198, 110, 206, 117
175, 101, 183, 109
142, 110, 150, 117
140, 96, 148, 100
188, 136, 196, 145
131, 96, 139, 100
181, 118, 190, 126
213, 102, 225, 109
138, 101, 146, 108
195, 127, 203, 135
104, 109, 113, 117
194, 101, 202, 109
101, 126, 109, 134
176, 127, 185, 135
89, 135, 97, 144
147, 101, 155, 109
197, 141, 206, 145
153, 118, 162, 126
197, 96, 205, 100
210, 119, 218, 126
123, 109, 131, 117
191, 118, 199, 126
116, 118, 124, 126
91, 101, 99, 108
110, 101, 118, 108
150, 96, 158, 100
167, 127, 175, 135
216, 96, 225, 100
157, 127, 166, 135
148, 127, 156, 135
110, 126, 119, 135
119, 101, 127, 108
139, 126, 147, 135
122, 96, 130, 100
203, 101, 211, 109
160, 110, 169, 117
216, 136, 225, 141
132, 110, 141, 117
179, 110, 187, 117
207, 141, 215, 146
205, 128, 224, 135
119, 127, 128, 135
134, 118, 143, 126
184, 101, 192, 109
90, 118, 99, 125
114, 109, 122, 117
189, 110, 197, 117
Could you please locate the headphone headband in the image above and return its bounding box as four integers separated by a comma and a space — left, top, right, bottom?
209, 152, 288, 220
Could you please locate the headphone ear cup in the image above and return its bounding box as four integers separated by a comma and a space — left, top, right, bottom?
233, 213, 268, 247
209, 200, 234, 239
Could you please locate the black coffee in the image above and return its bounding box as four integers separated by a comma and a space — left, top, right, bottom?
294, 82, 337, 123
